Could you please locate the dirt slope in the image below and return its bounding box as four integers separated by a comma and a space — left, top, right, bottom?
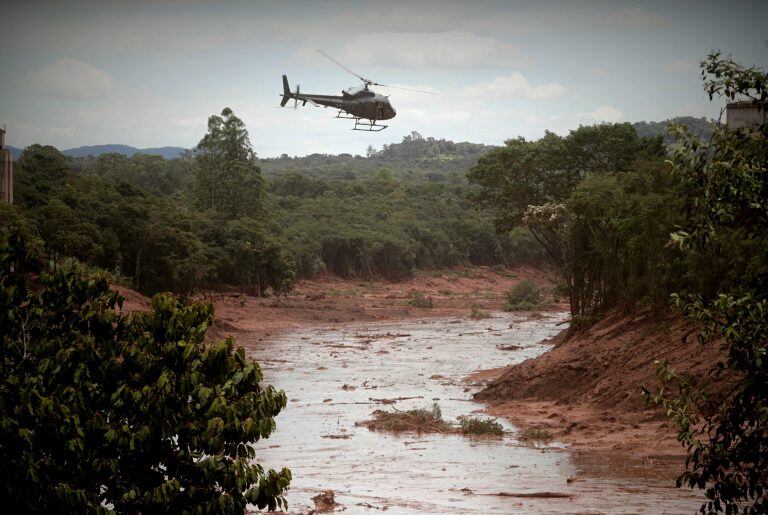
473, 310, 726, 458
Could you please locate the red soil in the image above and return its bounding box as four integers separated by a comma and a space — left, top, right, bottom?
471, 310, 726, 461
114, 265, 559, 342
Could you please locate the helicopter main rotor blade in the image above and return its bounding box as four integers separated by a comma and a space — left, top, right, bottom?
316, 49, 371, 84
374, 83, 441, 95
316, 49, 440, 95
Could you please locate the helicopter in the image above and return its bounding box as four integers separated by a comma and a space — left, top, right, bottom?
280, 50, 437, 131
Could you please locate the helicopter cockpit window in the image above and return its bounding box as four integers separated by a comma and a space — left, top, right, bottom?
345, 86, 364, 96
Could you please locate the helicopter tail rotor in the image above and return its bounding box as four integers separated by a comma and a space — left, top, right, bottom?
293, 84, 300, 109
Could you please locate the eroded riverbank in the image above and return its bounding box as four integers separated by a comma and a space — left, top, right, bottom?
247, 312, 702, 513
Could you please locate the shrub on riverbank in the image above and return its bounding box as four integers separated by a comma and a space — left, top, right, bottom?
457, 415, 504, 435
469, 304, 491, 319
408, 291, 434, 308
505, 280, 542, 311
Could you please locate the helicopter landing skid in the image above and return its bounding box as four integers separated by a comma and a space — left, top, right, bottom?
352, 119, 387, 132
335, 111, 388, 131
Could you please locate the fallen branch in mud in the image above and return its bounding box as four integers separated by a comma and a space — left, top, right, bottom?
459, 487, 573, 498
491, 491, 573, 499
369, 395, 424, 404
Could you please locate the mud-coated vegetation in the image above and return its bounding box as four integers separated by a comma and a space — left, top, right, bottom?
360, 404, 504, 436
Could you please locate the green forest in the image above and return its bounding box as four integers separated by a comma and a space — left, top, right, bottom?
2, 113, 547, 296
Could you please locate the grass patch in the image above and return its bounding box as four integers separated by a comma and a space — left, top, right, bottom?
517, 428, 554, 443
457, 415, 504, 436
505, 280, 542, 311
408, 291, 434, 308
469, 304, 491, 319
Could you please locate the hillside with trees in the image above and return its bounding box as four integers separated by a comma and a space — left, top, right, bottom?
471, 53, 767, 512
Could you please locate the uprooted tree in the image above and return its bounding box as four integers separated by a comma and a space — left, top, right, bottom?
0, 223, 291, 513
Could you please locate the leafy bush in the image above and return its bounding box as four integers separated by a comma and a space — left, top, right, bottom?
505, 280, 542, 311
0, 231, 291, 513
457, 416, 504, 435
643, 53, 768, 513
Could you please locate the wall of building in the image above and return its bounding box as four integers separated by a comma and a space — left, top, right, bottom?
0, 129, 13, 203
726, 102, 768, 129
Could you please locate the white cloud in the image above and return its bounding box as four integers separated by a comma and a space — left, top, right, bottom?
578, 105, 624, 123
296, 31, 531, 69
25, 58, 113, 100
664, 60, 698, 73
459, 73, 565, 100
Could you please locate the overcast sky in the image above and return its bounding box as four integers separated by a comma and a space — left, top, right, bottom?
1, 0, 766, 157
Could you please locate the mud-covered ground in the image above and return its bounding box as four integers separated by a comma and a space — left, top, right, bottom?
472, 311, 726, 459
249, 313, 702, 513
115, 265, 708, 511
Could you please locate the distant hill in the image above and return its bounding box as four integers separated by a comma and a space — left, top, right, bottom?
633, 116, 715, 144
3, 118, 714, 166
3, 144, 187, 160
260, 132, 493, 181
6, 146, 22, 160
61, 144, 188, 159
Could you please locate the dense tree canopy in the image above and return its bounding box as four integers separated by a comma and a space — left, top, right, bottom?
469, 123, 670, 318
0, 227, 291, 513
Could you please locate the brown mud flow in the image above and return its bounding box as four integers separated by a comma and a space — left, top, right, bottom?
249, 313, 702, 513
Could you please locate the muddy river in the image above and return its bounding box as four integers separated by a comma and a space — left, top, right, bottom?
250, 312, 702, 513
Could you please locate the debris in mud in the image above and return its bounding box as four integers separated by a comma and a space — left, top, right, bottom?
340, 383, 356, 390
490, 491, 572, 499
355, 501, 384, 510
359, 403, 505, 436
369, 395, 424, 404
354, 332, 411, 340
497, 344, 522, 351
517, 428, 554, 443
429, 374, 445, 380
311, 490, 342, 512
322, 434, 352, 439
357, 403, 453, 433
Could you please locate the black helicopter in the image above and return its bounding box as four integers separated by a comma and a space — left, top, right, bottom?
280, 50, 436, 131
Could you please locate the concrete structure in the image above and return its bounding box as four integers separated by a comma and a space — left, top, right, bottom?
726, 101, 767, 129
0, 127, 12, 203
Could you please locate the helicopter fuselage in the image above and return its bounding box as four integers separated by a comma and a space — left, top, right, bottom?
281, 75, 396, 122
